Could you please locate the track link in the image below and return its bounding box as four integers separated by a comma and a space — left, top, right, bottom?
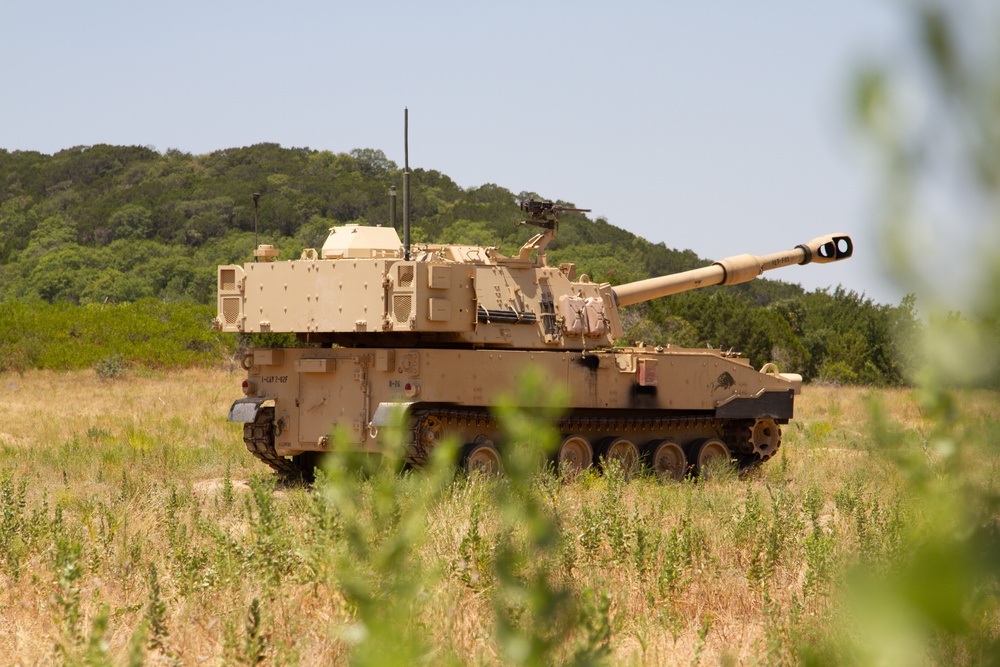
409, 407, 779, 468
242, 407, 304, 477
244, 407, 780, 476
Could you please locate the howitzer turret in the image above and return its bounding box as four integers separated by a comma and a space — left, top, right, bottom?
218, 200, 853, 480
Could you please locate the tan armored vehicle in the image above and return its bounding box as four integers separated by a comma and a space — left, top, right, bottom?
217, 198, 853, 479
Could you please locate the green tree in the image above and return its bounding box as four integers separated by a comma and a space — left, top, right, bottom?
108, 204, 153, 240
349, 148, 398, 177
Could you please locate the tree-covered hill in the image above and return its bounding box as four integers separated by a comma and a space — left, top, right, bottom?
0, 143, 917, 384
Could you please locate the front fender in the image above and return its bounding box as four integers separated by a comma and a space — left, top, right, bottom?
227, 397, 273, 423
369, 401, 418, 428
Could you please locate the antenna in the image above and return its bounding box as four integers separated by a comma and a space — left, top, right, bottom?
252, 192, 261, 262
403, 108, 411, 261
389, 185, 397, 231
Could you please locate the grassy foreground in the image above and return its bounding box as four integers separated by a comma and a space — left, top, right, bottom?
0, 368, 997, 665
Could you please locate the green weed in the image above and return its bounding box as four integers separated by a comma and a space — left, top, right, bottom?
95, 353, 127, 380
0, 472, 30, 579
571, 587, 614, 665
241, 597, 268, 665
802, 484, 836, 598
690, 615, 712, 667
54, 546, 84, 655
246, 475, 296, 591
145, 564, 169, 654
455, 495, 493, 590
315, 418, 460, 666
654, 492, 705, 601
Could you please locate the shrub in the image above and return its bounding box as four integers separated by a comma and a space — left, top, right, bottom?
94, 354, 126, 380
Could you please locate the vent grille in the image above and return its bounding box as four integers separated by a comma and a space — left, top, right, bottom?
393, 295, 413, 324
219, 268, 237, 291
222, 297, 242, 325
398, 266, 414, 287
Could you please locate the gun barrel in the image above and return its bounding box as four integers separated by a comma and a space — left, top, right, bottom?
612, 233, 853, 307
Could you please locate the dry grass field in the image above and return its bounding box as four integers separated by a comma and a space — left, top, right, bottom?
0, 367, 997, 665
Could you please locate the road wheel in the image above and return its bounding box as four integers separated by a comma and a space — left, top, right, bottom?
463, 441, 502, 476
648, 439, 686, 481
598, 437, 640, 478
689, 437, 732, 478
557, 435, 593, 476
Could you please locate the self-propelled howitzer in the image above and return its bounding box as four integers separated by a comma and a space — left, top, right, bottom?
217, 208, 853, 479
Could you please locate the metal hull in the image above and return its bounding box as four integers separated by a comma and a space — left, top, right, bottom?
229, 345, 798, 475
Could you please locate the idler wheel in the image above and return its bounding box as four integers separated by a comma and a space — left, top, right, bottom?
648, 439, 686, 482
689, 437, 732, 478
463, 441, 502, 476
748, 418, 781, 461
557, 435, 593, 476
417, 415, 444, 448
597, 437, 640, 478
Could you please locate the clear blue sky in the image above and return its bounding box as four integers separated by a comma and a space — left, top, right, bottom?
0, 1, 906, 304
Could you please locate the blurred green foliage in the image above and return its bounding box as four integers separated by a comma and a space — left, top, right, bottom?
311, 368, 616, 666
848, 2, 1000, 664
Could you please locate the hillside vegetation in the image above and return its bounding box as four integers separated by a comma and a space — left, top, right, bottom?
0, 143, 916, 383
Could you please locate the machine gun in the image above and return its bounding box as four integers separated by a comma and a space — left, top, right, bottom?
515, 199, 592, 262
518, 198, 591, 230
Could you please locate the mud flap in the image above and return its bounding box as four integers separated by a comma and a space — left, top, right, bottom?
369, 401, 417, 433
714, 390, 795, 421
228, 398, 267, 423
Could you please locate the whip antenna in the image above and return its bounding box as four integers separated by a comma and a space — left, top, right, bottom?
403, 107, 411, 260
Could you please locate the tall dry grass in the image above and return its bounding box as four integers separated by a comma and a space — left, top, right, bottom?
0, 368, 996, 665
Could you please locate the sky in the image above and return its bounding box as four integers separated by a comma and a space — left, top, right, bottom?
0, 1, 909, 305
